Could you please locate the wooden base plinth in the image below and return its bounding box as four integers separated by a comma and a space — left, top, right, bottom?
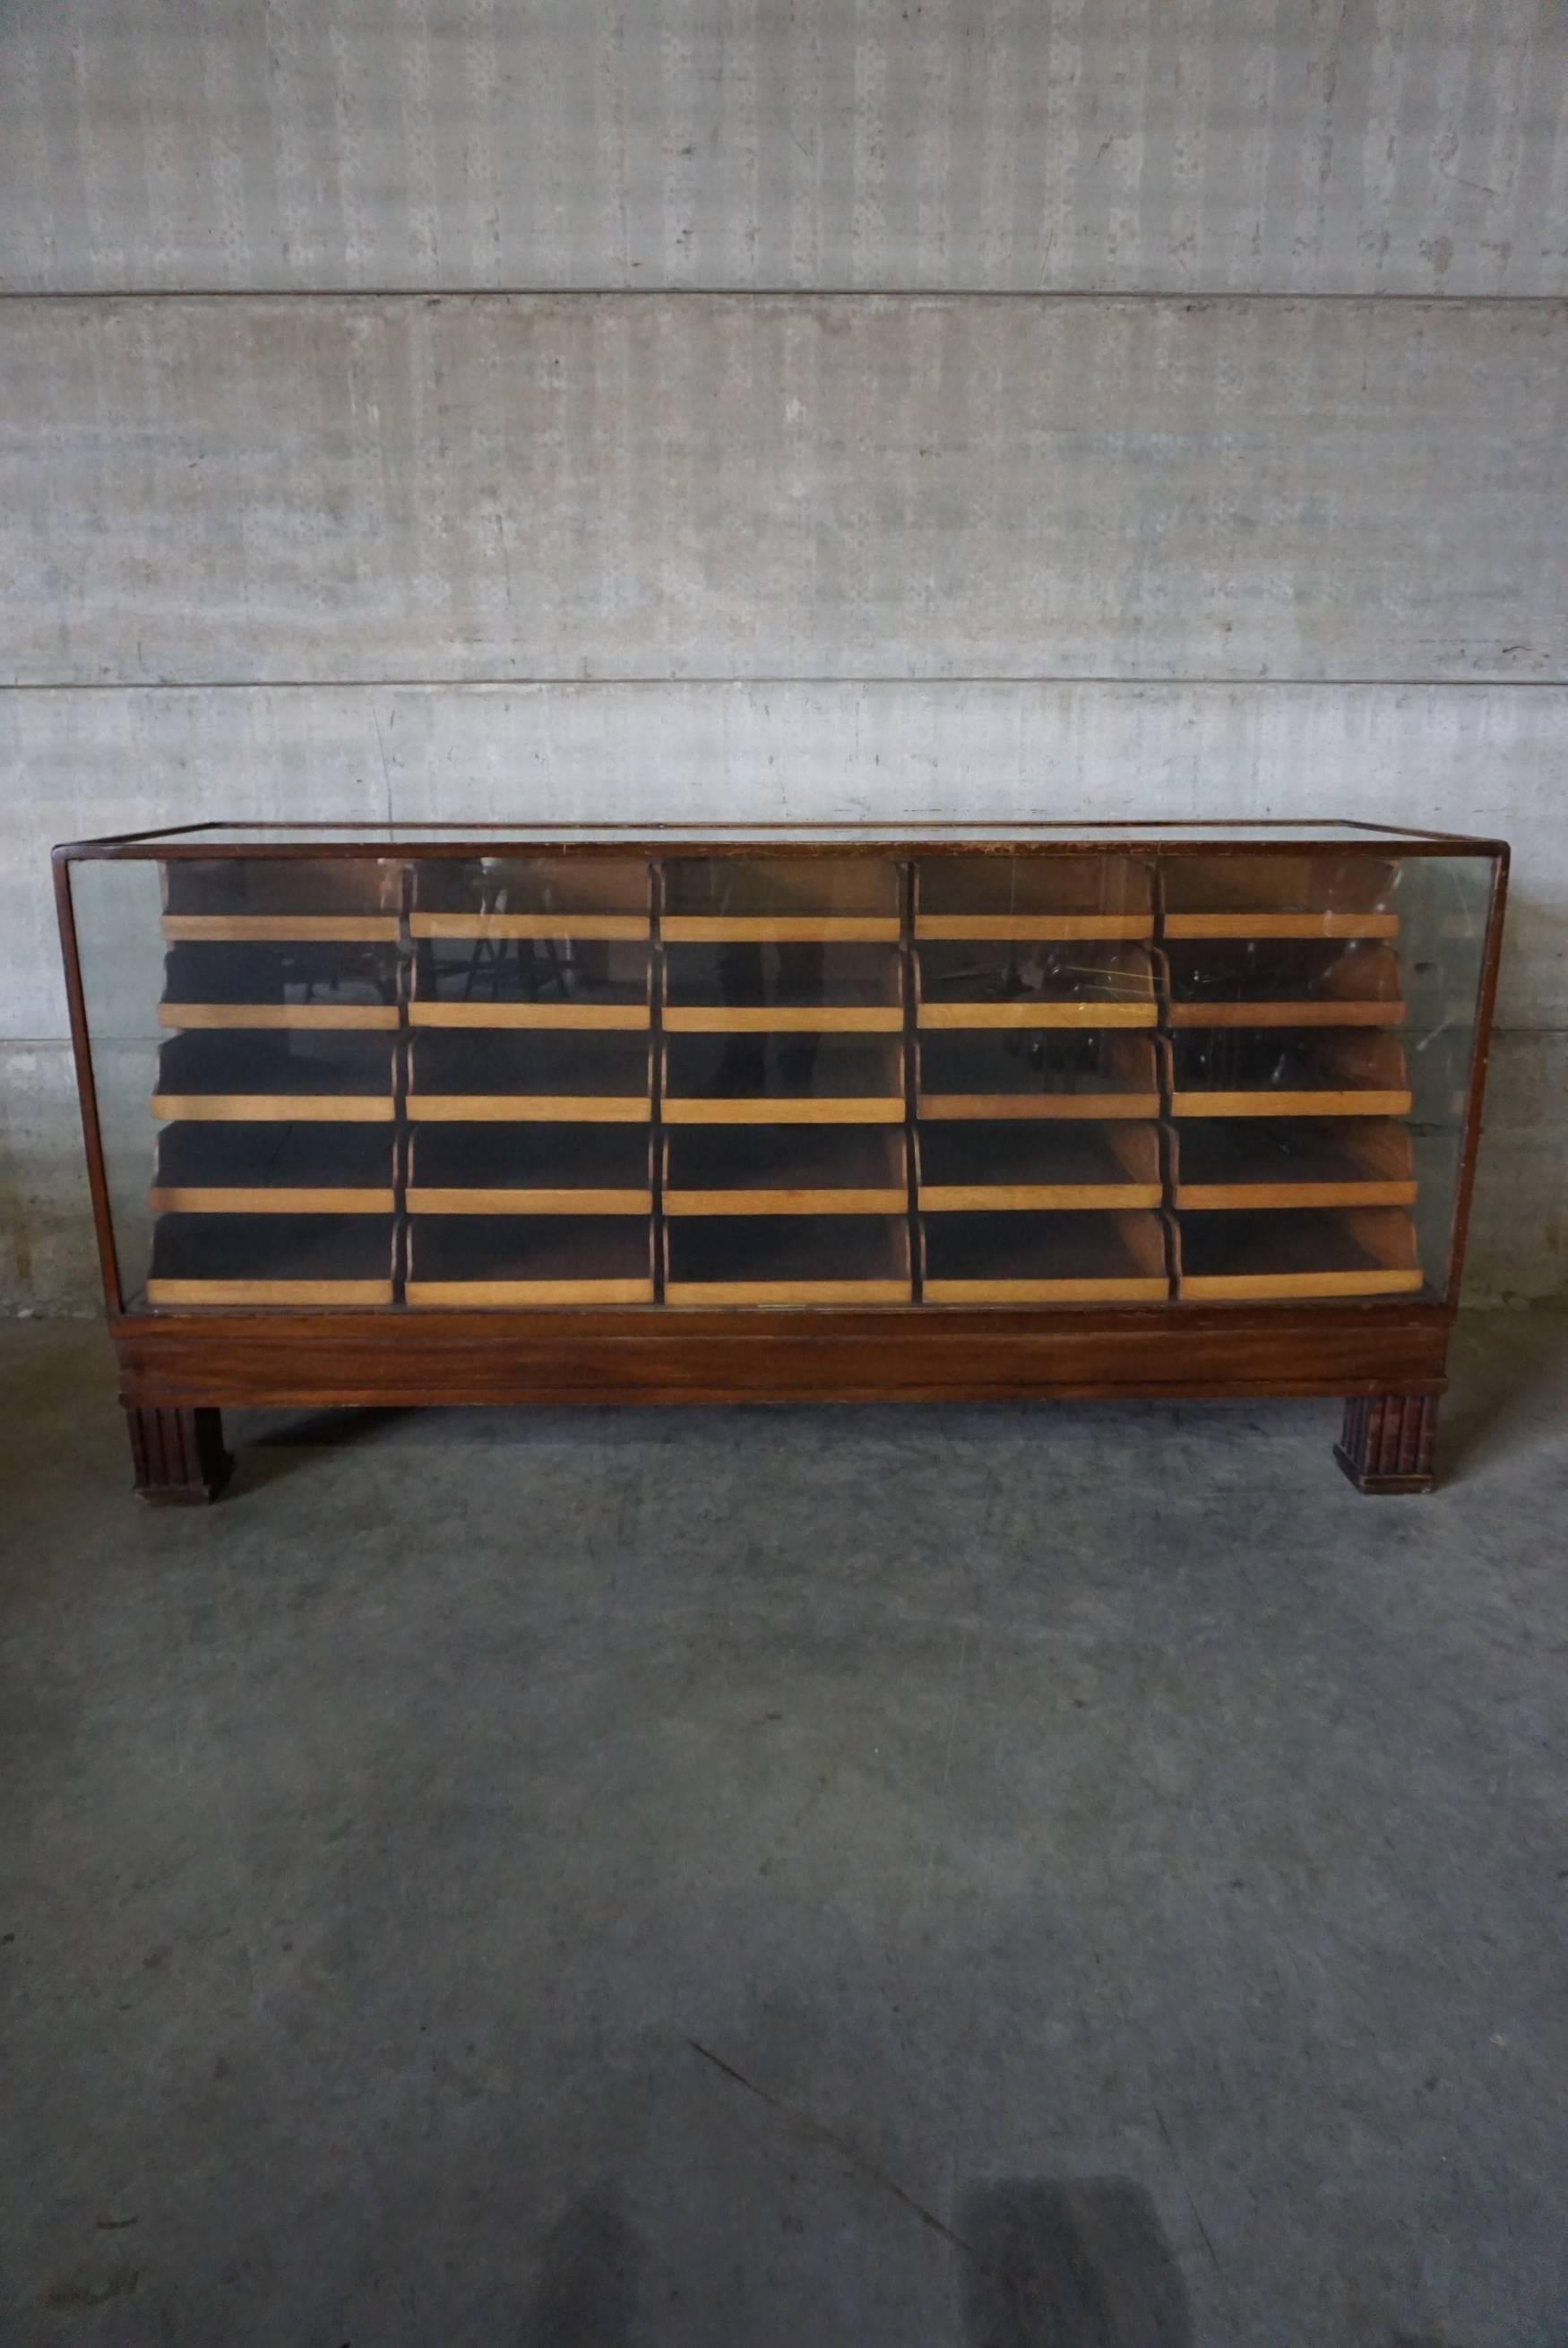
1334, 1393, 1438, 1494
126, 1405, 232, 1505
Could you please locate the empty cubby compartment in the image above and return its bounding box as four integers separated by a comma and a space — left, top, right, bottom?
150, 1121, 395, 1212
406, 1215, 655, 1304
916, 1122, 1162, 1209
407, 1123, 652, 1211
916, 1029, 1160, 1118
1165, 1029, 1411, 1116
1159, 853, 1399, 937
405, 1030, 652, 1118
1173, 1207, 1422, 1300
919, 1210, 1171, 1303
1160, 938, 1404, 1024
916, 942, 1158, 1026
663, 1125, 908, 1213
660, 1032, 906, 1120
915, 854, 1153, 937
146, 1213, 397, 1306
1167, 1119, 1416, 1208
664, 1214, 912, 1304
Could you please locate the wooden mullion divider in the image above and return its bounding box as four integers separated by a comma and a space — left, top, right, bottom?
650, 857, 666, 1304
900, 857, 922, 1302
392, 859, 414, 1307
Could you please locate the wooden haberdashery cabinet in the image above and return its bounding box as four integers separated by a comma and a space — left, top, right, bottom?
53, 821, 1508, 1499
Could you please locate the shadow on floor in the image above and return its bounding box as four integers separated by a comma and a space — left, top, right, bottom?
957, 2178, 1192, 2348
517, 2189, 643, 2348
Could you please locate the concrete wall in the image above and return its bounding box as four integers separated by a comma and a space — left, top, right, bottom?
3, 1, 1565, 1309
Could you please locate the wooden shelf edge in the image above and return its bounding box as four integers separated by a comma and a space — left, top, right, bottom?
1168, 1091, 1413, 1118
1175, 1181, 1419, 1211
664, 1187, 909, 1216
1164, 913, 1400, 940
662, 1006, 903, 1033
1166, 1002, 1405, 1028
665, 1280, 914, 1306
411, 913, 650, 940
916, 1094, 1161, 1121
406, 1280, 656, 1306
406, 1187, 652, 1214
152, 1095, 396, 1123
160, 916, 400, 942
1178, 1270, 1426, 1301
147, 1280, 394, 1306
915, 915, 1153, 941
918, 1005, 1158, 1030
148, 1187, 395, 1214
405, 1097, 650, 1122
158, 1003, 399, 1031
409, 1004, 650, 1031
661, 916, 900, 942
660, 1098, 905, 1125
918, 1184, 1163, 1212
923, 1277, 1172, 1304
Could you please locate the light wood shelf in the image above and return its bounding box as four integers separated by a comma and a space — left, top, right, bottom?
411, 912, 649, 941
161, 915, 400, 943
159, 1003, 398, 1031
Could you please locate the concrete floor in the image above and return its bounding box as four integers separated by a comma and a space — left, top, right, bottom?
1, 1315, 1564, 2348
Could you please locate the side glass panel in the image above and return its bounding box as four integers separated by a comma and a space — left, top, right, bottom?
71, 856, 406, 1310
1156, 850, 1495, 1303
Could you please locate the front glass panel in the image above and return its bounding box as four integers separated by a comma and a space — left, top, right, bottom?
65, 843, 1498, 1312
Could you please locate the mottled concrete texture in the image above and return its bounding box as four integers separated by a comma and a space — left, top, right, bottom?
3, 0, 1565, 296
2, 1310, 1565, 2344
7, 296, 1567, 686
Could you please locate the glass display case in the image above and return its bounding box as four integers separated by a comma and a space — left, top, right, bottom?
54, 822, 1508, 1501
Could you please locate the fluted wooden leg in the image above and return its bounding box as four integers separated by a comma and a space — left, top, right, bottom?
126, 1406, 232, 1505
1335, 1394, 1439, 1495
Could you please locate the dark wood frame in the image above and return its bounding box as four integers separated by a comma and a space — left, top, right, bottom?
53, 822, 1510, 1501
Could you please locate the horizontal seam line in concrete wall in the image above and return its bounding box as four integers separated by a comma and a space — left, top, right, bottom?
4, 288, 1568, 306
5, 678, 1568, 694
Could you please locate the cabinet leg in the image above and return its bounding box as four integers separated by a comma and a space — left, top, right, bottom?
126, 1406, 232, 1505
1334, 1394, 1438, 1495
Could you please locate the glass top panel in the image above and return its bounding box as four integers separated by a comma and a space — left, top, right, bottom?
60, 820, 1494, 853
